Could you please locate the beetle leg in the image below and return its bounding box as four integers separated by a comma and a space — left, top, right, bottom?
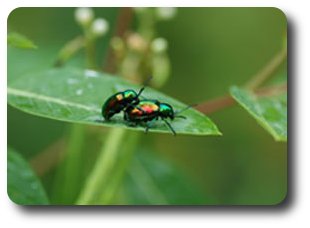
137, 75, 153, 97
144, 120, 157, 134
124, 112, 129, 121
162, 119, 176, 136
145, 124, 150, 134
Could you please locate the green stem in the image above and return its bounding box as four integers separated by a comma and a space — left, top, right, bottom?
51, 124, 85, 204
99, 131, 141, 204
129, 157, 168, 205
85, 38, 97, 69
76, 128, 127, 205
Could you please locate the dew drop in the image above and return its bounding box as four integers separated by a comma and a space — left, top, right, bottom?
67, 78, 79, 85
76, 89, 83, 95
85, 69, 99, 78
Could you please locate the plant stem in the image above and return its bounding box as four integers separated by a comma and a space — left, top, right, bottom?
245, 47, 287, 89
99, 131, 140, 204
254, 83, 287, 97
197, 46, 287, 114
76, 128, 127, 205
195, 95, 235, 114
129, 157, 168, 205
85, 38, 97, 69
51, 124, 85, 204
196, 83, 287, 114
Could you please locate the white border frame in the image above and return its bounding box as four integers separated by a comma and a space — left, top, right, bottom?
2, 1, 309, 228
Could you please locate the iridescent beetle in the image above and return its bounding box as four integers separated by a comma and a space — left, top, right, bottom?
101, 87, 145, 121
124, 99, 190, 136
101, 76, 153, 121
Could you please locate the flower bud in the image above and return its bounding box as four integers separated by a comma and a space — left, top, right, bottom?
133, 7, 148, 13
151, 38, 168, 53
127, 33, 148, 52
91, 18, 109, 36
156, 7, 177, 20
75, 7, 94, 26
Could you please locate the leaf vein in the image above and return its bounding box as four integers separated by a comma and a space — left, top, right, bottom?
7, 87, 100, 113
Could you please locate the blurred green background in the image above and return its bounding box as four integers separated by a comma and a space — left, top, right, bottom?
7, 7, 287, 205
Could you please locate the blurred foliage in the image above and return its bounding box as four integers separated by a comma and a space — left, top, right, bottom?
121, 149, 208, 205
7, 7, 287, 205
7, 32, 37, 49
7, 148, 49, 205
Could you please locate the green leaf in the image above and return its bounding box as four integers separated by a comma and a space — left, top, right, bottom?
7, 67, 221, 136
230, 86, 287, 141
7, 148, 49, 205
122, 150, 208, 205
7, 32, 37, 49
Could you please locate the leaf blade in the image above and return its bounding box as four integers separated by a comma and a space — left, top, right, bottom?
8, 67, 220, 136
230, 86, 287, 141
7, 32, 37, 49
7, 148, 49, 205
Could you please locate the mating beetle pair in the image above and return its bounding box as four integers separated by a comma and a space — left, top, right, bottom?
101, 84, 187, 136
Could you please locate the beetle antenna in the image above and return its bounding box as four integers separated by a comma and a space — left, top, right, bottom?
144, 75, 153, 85
175, 115, 186, 119
175, 104, 197, 115
137, 75, 153, 97
137, 87, 145, 97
